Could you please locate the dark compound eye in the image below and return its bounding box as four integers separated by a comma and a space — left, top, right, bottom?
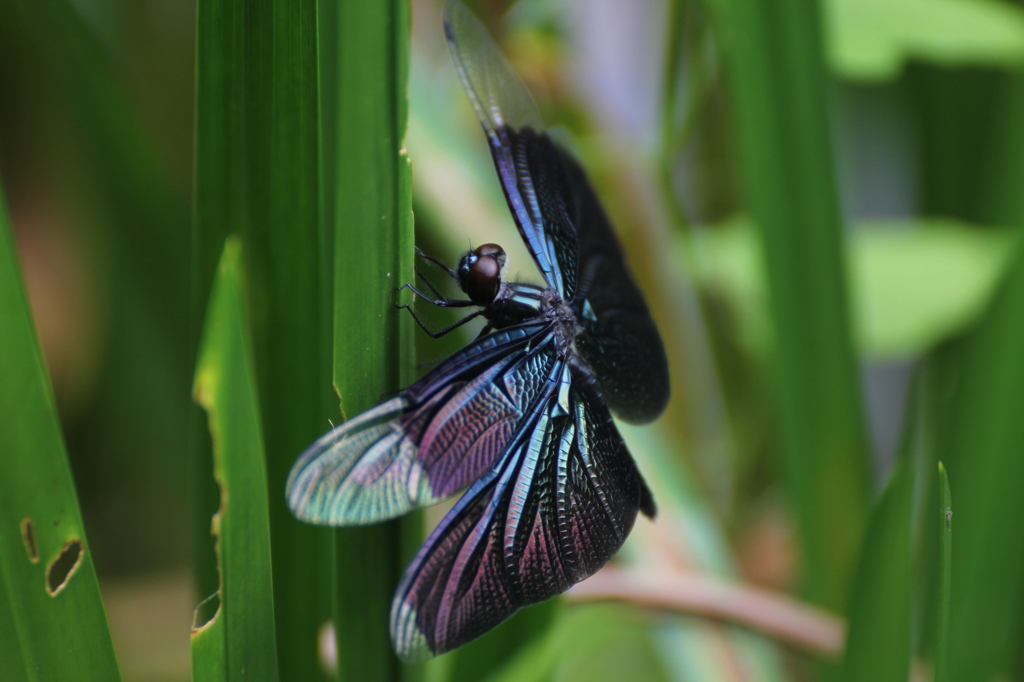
474, 243, 506, 268
458, 243, 505, 306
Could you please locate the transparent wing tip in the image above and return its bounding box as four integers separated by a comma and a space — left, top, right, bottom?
442, 0, 544, 134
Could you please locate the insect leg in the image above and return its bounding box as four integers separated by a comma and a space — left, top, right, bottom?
398, 281, 476, 308
396, 305, 484, 339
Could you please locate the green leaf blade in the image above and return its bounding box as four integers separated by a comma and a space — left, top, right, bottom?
841, 462, 913, 682
332, 0, 413, 412
935, 462, 952, 682
191, 237, 281, 682
941, 74, 1024, 682
719, 0, 869, 610
193, 0, 332, 677
329, 0, 416, 679
191, 612, 227, 682
0, 180, 121, 681
943, 243, 1024, 681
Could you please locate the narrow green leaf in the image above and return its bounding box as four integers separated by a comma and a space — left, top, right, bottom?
718, 0, 869, 609
0, 179, 121, 680
190, 608, 227, 682
252, 2, 332, 675
934, 462, 952, 682
192, 0, 250, 612
193, 0, 332, 677
942, 72, 1024, 682
191, 237, 280, 682
841, 462, 912, 682
9, 0, 195, 600
942, 244, 1024, 682
330, 0, 416, 679
332, 0, 412, 410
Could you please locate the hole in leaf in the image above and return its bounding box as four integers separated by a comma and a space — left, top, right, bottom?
191, 591, 221, 633
21, 519, 38, 563
46, 539, 83, 596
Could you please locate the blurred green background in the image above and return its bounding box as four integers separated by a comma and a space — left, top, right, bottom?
2, 0, 1024, 680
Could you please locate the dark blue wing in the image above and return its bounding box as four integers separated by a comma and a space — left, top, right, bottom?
286, 322, 559, 524
389, 371, 655, 661
559, 147, 670, 424
443, 0, 578, 299
444, 1, 669, 423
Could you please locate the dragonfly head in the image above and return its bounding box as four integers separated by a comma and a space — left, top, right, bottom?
458, 243, 506, 306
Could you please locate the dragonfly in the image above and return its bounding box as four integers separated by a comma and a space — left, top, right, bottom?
286, 0, 670, 662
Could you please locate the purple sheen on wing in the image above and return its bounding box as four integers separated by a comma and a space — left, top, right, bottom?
389, 477, 508, 661
389, 380, 649, 659
418, 349, 557, 498
287, 326, 554, 528
516, 511, 564, 604
416, 357, 519, 496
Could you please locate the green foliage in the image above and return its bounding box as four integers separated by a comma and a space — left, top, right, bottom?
942, 243, 1024, 681
328, 2, 417, 680
193, 0, 333, 678
0, 180, 121, 680
841, 462, 912, 682
191, 238, 280, 682
692, 217, 1022, 358
480, 604, 671, 682
935, 463, 952, 682
828, 0, 1024, 80
6, 0, 1024, 679
716, 0, 869, 611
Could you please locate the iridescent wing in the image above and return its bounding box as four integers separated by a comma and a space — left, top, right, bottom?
444, 0, 579, 299
444, 1, 669, 424
389, 373, 656, 661
559, 148, 670, 424
286, 323, 560, 524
